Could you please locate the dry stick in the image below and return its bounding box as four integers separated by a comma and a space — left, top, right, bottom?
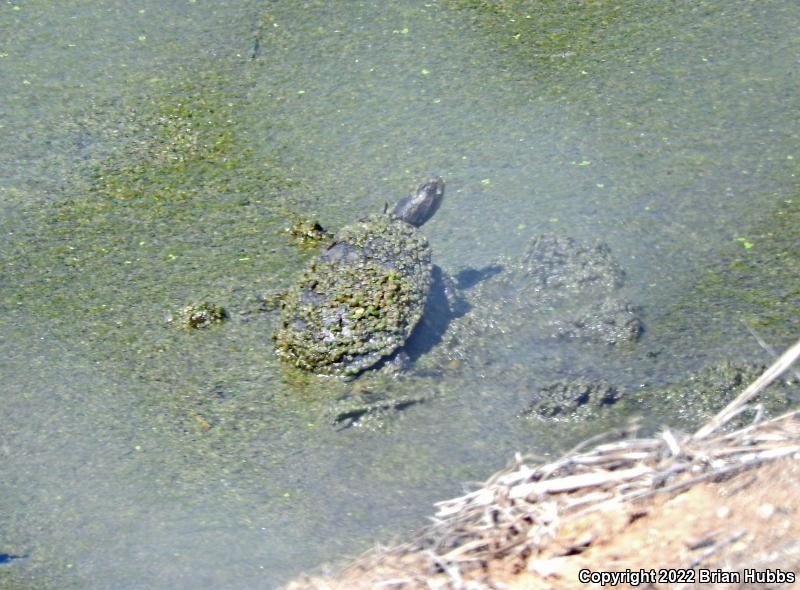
685, 529, 747, 569
508, 465, 653, 499
693, 338, 800, 440
707, 408, 800, 445
375, 580, 413, 588
744, 322, 800, 382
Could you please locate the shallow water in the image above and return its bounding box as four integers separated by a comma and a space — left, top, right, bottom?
1, 1, 799, 588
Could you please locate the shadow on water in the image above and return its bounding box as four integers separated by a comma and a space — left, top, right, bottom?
405, 263, 503, 361
0, 554, 28, 565
455, 264, 503, 290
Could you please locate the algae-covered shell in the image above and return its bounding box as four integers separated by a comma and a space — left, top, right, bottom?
275, 213, 433, 375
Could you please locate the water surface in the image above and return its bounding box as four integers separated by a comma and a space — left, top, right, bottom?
1, 1, 799, 588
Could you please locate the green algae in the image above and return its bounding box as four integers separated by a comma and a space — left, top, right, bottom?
449, 0, 630, 52
445, 0, 676, 77
176, 301, 227, 329
647, 190, 800, 369
634, 360, 799, 432
695, 195, 800, 333
287, 218, 333, 245
1, 67, 302, 361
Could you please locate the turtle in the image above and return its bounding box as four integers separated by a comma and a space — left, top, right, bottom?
274, 178, 446, 376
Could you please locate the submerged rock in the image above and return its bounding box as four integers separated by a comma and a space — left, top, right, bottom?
327, 384, 429, 431
640, 360, 800, 430
523, 379, 623, 421
438, 234, 643, 365
287, 218, 333, 245
176, 301, 227, 329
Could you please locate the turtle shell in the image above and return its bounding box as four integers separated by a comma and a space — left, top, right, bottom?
274, 214, 432, 375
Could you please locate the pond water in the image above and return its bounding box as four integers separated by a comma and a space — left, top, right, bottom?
1, 1, 799, 588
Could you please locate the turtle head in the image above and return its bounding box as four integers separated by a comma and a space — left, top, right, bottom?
391, 177, 445, 227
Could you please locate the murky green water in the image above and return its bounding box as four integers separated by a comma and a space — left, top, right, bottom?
1, 1, 798, 588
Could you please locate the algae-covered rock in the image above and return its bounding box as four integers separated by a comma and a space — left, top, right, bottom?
641, 360, 800, 430
440, 234, 643, 364
177, 301, 227, 329
287, 218, 332, 245
523, 378, 623, 421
